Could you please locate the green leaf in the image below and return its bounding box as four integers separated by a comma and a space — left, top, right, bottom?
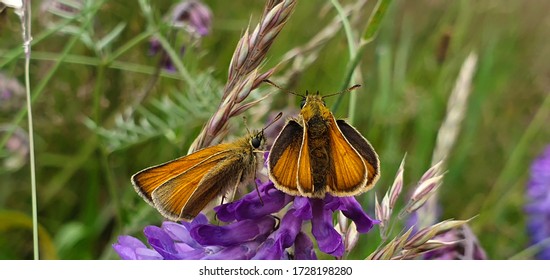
362, 0, 393, 44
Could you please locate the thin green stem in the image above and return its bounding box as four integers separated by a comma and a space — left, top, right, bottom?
332, 0, 393, 113
108, 29, 156, 63
17, 0, 38, 260
330, 0, 356, 55
26, 28, 38, 262
154, 33, 196, 89
330, 0, 359, 125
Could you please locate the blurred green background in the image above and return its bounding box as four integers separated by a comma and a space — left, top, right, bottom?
0, 0, 549, 259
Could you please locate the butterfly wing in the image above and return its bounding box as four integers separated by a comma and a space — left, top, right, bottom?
131, 144, 233, 218
326, 117, 368, 196
268, 119, 304, 196
336, 119, 380, 190
152, 152, 246, 220
297, 123, 315, 196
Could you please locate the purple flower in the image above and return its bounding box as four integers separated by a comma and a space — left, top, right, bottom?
113, 235, 162, 260
0, 125, 29, 171
148, 0, 212, 71
0, 72, 25, 113
171, 0, 212, 37
525, 145, 550, 259
114, 180, 378, 260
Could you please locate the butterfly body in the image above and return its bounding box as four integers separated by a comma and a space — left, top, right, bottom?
301, 95, 333, 196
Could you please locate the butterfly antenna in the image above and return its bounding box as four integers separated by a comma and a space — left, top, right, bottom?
262, 112, 283, 132
323, 84, 361, 99
263, 79, 304, 98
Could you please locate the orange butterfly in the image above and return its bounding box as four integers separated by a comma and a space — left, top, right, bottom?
267, 85, 380, 198
132, 113, 282, 221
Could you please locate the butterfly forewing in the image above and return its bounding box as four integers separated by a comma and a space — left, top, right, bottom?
150, 149, 237, 220
132, 144, 232, 204
336, 120, 380, 189
327, 117, 368, 195
268, 120, 303, 196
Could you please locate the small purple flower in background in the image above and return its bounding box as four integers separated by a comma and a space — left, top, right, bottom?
149, 0, 212, 72
525, 145, 550, 260
114, 180, 377, 260
148, 37, 186, 72
0, 72, 25, 114
0, 125, 29, 171
170, 0, 212, 37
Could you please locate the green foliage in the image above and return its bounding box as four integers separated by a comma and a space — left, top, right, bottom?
87, 73, 223, 153
0, 0, 549, 259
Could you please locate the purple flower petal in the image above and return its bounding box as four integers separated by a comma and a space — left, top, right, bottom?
526, 145, 550, 259
323, 194, 341, 211
252, 238, 284, 260
294, 232, 317, 260
276, 209, 303, 247
171, 0, 212, 37
337, 197, 378, 233
252, 209, 303, 259
161, 221, 201, 249
214, 201, 240, 222
191, 216, 276, 246
215, 181, 292, 222
293, 196, 313, 220
144, 225, 186, 260
148, 37, 161, 56
310, 199, 344, 257
113, 235, 163, 260
235, 188, 291, 221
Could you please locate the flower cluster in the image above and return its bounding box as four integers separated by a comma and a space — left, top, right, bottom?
525, 145, 550, 260
114, 180, 377, 260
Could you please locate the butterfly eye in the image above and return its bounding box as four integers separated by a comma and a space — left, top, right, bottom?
251, 136, 262, 148
300, 99, 306, 108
